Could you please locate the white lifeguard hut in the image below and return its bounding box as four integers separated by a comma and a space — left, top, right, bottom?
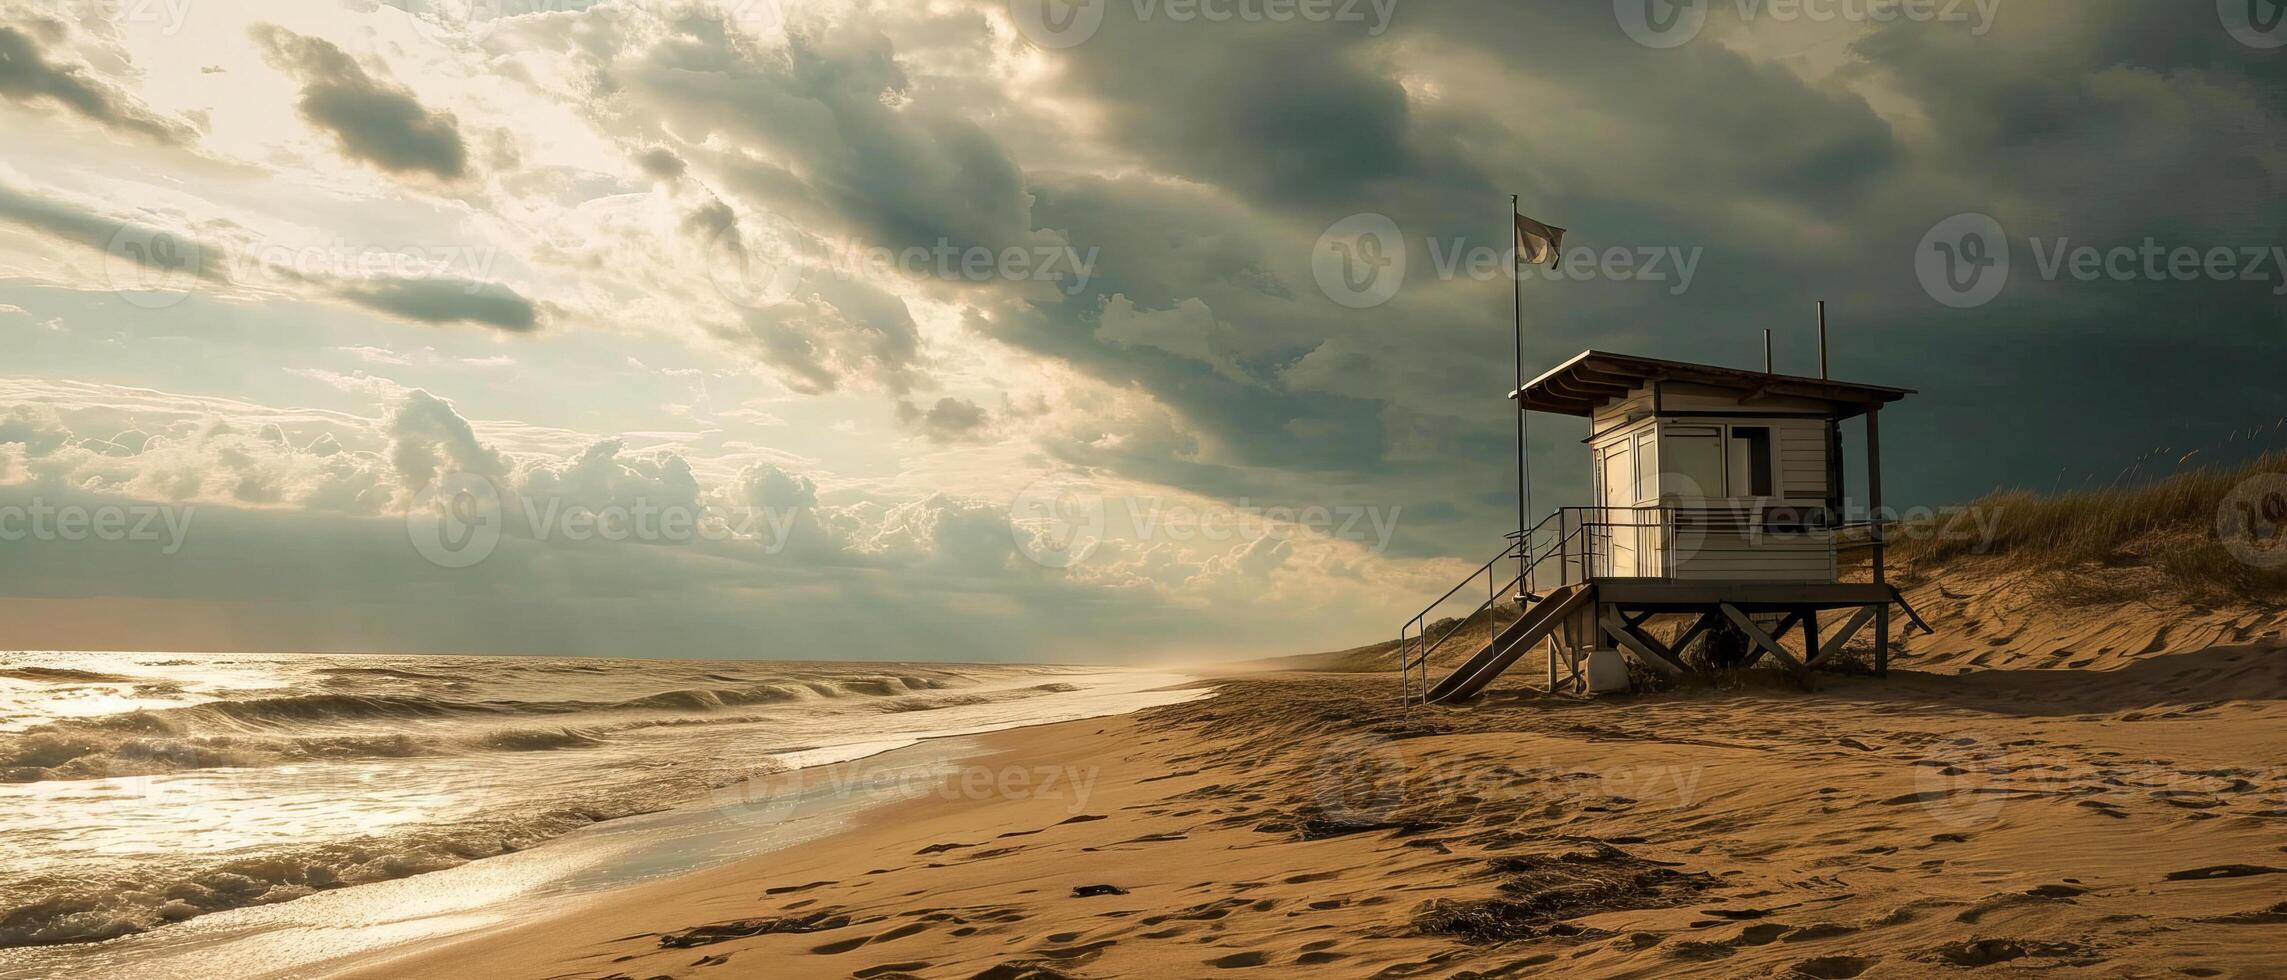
1400, 346, 1927, 705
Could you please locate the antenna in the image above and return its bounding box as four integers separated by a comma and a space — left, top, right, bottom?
1816, 300, 1829, 380
1762, 329, 1773, 374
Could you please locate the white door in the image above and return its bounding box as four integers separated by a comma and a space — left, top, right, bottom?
1598, 440, 1638, 577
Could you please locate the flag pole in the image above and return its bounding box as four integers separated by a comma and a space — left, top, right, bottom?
1511, 194, 1530, 602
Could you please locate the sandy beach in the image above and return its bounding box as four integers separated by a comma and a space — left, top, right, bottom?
339, 564, 2287, 979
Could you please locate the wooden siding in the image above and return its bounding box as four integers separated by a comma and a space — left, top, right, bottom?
1776, 419, 1828, 501
1667, 526, 1837, 582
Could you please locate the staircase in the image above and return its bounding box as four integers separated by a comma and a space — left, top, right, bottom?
1418, 583, 1592, 704
1398, 512, 1607, 708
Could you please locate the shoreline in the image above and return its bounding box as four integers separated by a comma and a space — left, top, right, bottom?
0, 668, 1216, 980
337, 664, 2286, 978
329, 708, 1186, 980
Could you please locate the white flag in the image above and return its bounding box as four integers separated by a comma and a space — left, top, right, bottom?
1515, 213, 1566, 269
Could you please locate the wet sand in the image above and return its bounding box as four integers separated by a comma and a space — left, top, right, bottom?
340, 601, 2287, 978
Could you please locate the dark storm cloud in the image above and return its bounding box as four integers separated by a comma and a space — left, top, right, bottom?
898, 396, 991, 443
0, 180, 224, 281
0, 22, 195, 144
977, 0, 2286, 558
0, 180, 538, 333
331, 277, 542, 332
635, 146, 687, 179
250, 25, 470, 181
625, 15, 1033, 252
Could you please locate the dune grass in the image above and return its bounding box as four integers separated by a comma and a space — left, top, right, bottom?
1889, 450, 2287, 600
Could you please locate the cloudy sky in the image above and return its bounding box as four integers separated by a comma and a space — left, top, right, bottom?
0, 0, 2280, 661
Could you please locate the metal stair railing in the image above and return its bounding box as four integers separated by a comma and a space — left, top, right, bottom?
1398, 510, 1591, 711
1399, 505, 1695, 711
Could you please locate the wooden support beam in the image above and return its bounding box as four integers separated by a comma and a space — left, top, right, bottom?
1803, 608, 1821, 667
1740, 609, 1807, 669
1889, 586, 1935, 635
1720, 603, 1805, 671
1812, 606, 1877, 664
1669, 610, 1721, 662
1622, 608, 1658, 629
1601, 608, 1684, 677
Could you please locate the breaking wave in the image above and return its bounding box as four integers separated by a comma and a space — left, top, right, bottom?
0, 652, 1181, 948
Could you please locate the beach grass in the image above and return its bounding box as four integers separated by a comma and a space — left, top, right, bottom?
1888, 449, 2287, 599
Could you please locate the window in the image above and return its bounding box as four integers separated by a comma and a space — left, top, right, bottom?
1662, 426, 1724, 498
1729, 426, 1774, 497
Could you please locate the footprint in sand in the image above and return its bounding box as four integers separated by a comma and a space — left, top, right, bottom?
764, 879, 837, 895
1787, 955, 1877, 978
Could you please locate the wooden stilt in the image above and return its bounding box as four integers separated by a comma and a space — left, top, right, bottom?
1811, 605, 1877, 664
1875, 603, 1891, 676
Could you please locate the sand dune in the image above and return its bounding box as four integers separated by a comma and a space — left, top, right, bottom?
346, 567, 2286, 979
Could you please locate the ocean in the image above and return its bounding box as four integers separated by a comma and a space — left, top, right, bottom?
0, 651, 1202, 965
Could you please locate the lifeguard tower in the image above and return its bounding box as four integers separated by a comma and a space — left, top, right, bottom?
1400, 348, 1925, 705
